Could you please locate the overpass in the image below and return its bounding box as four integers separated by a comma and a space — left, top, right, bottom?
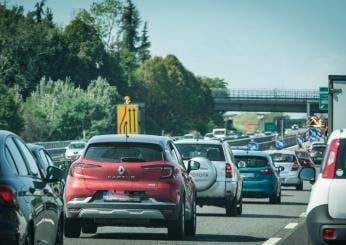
213, 88, 322, 113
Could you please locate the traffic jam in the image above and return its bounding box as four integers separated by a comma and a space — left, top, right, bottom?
1, 100, 345, 245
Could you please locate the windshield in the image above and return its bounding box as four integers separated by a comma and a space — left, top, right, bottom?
270, 153, 295, 163
234, 155, 269, 168
84, 143, 164, 163
175, 144, 225, 161
69, 143, 85, 149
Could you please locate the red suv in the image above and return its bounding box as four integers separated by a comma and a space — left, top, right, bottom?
63, 134, 199, 240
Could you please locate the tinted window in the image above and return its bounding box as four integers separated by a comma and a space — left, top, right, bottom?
6, 138, 29, 175
15, 139, 41, 177
335, 139, 346, 179
234, 155, 269, 168
295, 151, 309, 158
270, 153, 295, 163
84, 143, 164, 162
69, 143, 85, 149
312, 146, 326, 152
39, 150, 50, 168
175, 144, 225, 161
4, 146, 19, 175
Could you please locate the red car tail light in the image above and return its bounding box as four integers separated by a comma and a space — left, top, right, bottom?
323, 138, 340, 179
323, 228, 336, 240
70, 162, 101, 177
0, 186, 16, 206
225, 163, 232, 178
143, 165, 174, 179
291, 159, 299, 171
260, 168, 273, 175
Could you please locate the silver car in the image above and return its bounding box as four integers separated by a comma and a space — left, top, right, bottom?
267, 150, 303, 190
175, 139, 243, 216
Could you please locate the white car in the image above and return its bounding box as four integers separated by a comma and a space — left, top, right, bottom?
299, 128, 346, 244
65, 141, 86, 160
174, 139, 243, 216
267, 150, 303, 190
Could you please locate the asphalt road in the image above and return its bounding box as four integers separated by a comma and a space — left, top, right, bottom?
64, 183, 312, 245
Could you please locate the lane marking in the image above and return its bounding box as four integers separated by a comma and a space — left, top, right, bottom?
300, 212, 307, 218
262, 237, 282, 245
284, 222, 298, 229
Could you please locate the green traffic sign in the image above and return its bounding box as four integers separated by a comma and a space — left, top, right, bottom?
319, 87, 328, 111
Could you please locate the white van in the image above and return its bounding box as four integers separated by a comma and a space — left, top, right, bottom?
213, 128, 227, 139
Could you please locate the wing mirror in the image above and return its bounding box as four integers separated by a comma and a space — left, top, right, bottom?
45, 165, 65, 182
187, 160, 201, 173
298, 167, 316, 184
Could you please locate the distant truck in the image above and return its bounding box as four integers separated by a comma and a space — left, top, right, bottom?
328, 75, 346, 135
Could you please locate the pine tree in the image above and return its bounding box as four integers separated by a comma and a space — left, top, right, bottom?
120, 0, 140, 52
34, 0, 45, 23
138, 21, 151, 63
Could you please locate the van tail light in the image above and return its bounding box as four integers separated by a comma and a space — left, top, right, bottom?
0, 186, 16, 206
323, 228, 336, 240
225, 163, 232, 178
260, 168, 273, 175
143, 166, 174, 179
291, 159, 299, 171
70, 162, 101, 177
323, 139, 340, 179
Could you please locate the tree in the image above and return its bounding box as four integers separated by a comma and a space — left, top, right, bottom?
120, 0, 140, 52
0, 82, 24, 134
34, 0, 45, 23
138, 21, 151, 63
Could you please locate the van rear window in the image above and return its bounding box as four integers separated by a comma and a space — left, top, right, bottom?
84, 143, 164, 162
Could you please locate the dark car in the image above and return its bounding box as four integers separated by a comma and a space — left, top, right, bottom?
0, 130, 65, 245
232, 150, 282, 204
295, 150, 315, 167
64, 134, 199, 240
28, 144, 65, 198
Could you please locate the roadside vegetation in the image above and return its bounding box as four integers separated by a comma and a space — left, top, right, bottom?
0, 0, 224, 141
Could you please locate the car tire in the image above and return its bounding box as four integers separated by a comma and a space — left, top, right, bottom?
269, 191, 281, 204
64, 217, 81, 238
25, 225, 34, 245
185, 196, 196, 236
296, 182, 303, 191
225, 198, 237, 216
237, 195, 243, 215
168, 201, 185, 240
82, 224, 97, 234
55, 218, 64, 245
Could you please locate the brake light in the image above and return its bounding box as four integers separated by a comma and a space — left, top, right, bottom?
260, 168, 273, 175
323, 139, 340, 179
70, 162, 101, 177
143, 166, 174, 179
323, 228, 336, 240
291, 159, 299, 171
225, 163, 232, 178
0, 186, 16, 206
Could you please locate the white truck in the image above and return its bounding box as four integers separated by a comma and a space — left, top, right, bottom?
328, 75, 346, 134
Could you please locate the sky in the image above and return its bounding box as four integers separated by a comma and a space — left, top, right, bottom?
8, 0, 346, 90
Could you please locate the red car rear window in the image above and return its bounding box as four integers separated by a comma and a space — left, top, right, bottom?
84, 143, 164, 163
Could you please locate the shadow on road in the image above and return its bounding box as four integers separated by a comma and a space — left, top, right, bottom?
88, 232, 266, 243
243, 201, 308, 206
239, 213, 298, 219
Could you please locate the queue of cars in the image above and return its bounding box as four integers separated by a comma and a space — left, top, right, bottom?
1, 129, 332, 244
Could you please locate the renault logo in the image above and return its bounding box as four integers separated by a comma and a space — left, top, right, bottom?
118, 166, 125, 175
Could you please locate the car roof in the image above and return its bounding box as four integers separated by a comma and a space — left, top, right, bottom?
232, 150, 270, 157
69, 141, 86, 144
88, 134, 169, 147
27, 143, 45, 152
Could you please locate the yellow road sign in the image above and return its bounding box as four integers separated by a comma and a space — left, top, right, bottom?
117, 104, 139, 134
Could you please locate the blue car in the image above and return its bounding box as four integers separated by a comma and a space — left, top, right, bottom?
232, 150, 282, 204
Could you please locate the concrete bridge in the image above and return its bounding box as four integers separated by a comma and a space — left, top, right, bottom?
213, 88, 322, 113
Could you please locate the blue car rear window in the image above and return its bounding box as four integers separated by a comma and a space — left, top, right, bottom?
234, 156, 269, 168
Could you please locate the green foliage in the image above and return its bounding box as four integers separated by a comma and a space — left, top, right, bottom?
138, 21, 151, 63
0, 81, 24, 134
134, 55, 214, 135
198, 76, 227, 89
120, 0, 140, 52
22, 78, 120, 141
